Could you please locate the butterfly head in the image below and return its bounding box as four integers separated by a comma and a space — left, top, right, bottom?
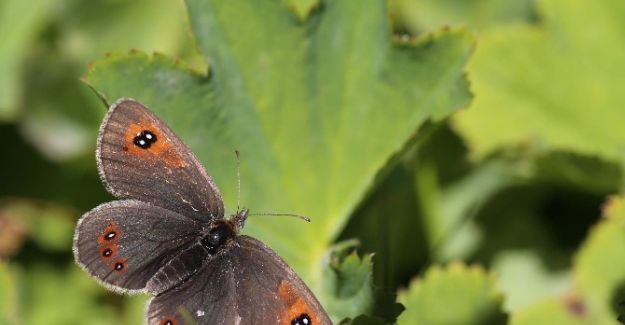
230, 208, 249, 231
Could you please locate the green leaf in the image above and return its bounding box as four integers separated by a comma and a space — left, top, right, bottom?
0, 199, 76, 253
20, 264, 116, 325
0, 263, 18, 325
338, 314, 388, 325
0, 0, 56, 120
284, 0, 320, 20
531, 152, 623, 195
454, 0, 625, 161
320, 240, 374, 321
390, 0, 535, 32
510, 297, 586, 325
397, 263, 507, 325
123, 295, 151, 325
85, 0, 473, 318
509, 195, 625, 325
491, 251, 570, 311
574, 195, 625, 323
435, 147, 621, 265
18, 0, 201, 161
56, 0, 193, 63
339, 146, 430, 291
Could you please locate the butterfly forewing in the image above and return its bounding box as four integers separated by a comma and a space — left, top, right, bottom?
97, 99, 224, 222
147, 236, 332, 325
73, 200, 200, 293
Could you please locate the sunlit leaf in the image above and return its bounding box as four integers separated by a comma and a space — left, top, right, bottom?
0, 263, 18, 325
454, 0, 625, 161
510, 297, 586, 325
390, 0, 535, 32
397, 263, 507, 325
574, 195, 625, 324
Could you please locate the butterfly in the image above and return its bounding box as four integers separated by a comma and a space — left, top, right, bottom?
72, 98, 332, 325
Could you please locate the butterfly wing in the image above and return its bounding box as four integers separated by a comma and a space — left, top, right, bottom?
147, 235, 332, 325
73, 200, 200, 293
97, 98, 224, 222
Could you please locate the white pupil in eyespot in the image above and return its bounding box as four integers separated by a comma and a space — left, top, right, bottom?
292, 314, 311, 325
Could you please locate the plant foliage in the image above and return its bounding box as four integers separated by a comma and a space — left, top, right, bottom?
1, 0, 625, 324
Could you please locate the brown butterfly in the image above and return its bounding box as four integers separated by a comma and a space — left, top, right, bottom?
73, 98, 332, 325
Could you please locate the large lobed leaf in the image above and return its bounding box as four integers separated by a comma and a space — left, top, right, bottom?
454, 0, 625, 161
84, 0, 473, 319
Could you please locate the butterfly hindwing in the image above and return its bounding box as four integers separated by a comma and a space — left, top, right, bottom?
72, 200, 200, 293
97, 98, 224, 222
147, 236, 332, 325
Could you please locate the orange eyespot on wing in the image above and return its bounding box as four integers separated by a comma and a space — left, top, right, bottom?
123, 121, 187, 168
278, 281, 320, 325
100, 245, 117, 259
98, 223, 122, 244
159, 316, 177, 325
95, 223, 128, 269
112, 259, 128, 273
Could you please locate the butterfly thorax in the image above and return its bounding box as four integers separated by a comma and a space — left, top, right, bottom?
200, 221, 235, 254
199, 208, 248, 253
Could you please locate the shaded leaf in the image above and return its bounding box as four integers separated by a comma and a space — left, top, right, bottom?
19, 0, 200, 161
320, 240, 375, 321
0, 124, 109, 211
0, 0, 56, 120
0, 199, 76, 253
339, 150, 429, 290
338, 314, 388, 325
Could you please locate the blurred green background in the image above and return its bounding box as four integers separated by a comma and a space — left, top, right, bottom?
2, 0, 625, 324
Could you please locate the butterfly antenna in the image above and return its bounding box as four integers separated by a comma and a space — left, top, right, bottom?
248, 212, 311, 223
235, 150, 241, 213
